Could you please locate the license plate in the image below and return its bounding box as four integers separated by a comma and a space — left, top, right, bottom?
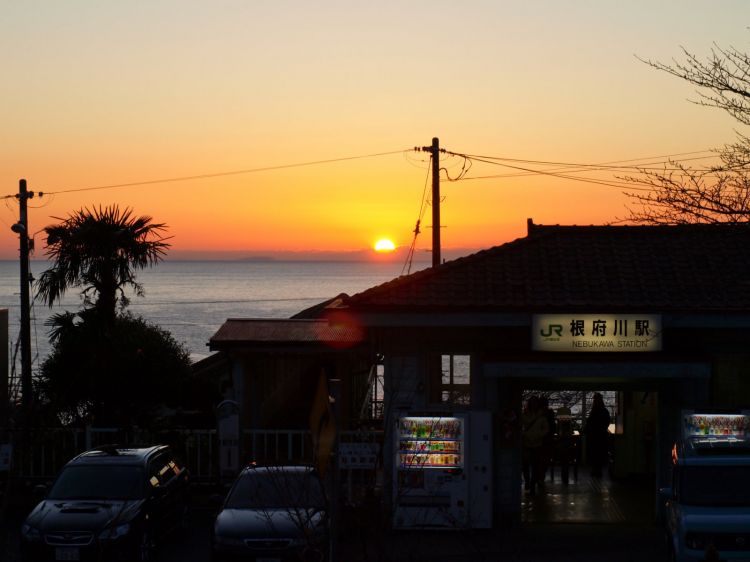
55, 547, 80, 561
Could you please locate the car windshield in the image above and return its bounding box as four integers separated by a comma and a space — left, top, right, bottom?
48, 465, 145, 500
226, 469, 325, 509
681, 465, 750, 506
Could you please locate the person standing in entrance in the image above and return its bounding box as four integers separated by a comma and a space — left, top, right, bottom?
555, 406, 575, 484
540, 396, 556, 481
584, 392, 611, 477
522, 395, 549, 495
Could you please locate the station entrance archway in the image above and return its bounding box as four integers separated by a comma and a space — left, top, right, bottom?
517, 387, 658, 524
486, 361, 710, 525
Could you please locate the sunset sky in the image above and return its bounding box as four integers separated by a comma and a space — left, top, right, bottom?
1, 1, 748, 260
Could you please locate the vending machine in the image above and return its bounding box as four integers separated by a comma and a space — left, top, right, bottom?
681, 410, 750, 440
393, 412, 492, 529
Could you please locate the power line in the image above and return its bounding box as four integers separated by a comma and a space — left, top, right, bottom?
444, 150, 724, 185
3, 147, 724, 202
4, 149, 408, 199
455, 154, 657, 192
460, 172, 642, 189
128, 297, 334, 306
401, 157, 433, 276
2, 296, 336, 308
459, 157, 721, 179
448, 149, 718, 169
434, 148, 733, 192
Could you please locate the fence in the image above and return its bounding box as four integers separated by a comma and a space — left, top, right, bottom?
1, 427, 383, 481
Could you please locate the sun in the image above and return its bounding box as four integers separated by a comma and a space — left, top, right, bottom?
374, 238, 396, 252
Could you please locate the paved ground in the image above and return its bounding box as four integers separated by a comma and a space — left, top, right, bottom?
353, 525, 668, 562
335, 469, 668, 561
1, 473, 669, 561
1, 506, 668, 562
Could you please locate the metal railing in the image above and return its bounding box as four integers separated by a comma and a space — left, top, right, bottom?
1, 427, 383, 481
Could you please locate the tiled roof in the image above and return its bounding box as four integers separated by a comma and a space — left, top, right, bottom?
291, 294, 349, 319
209, 318, 365, 348
344, 222, 750, 312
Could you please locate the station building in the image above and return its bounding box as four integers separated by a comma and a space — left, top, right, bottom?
209, 220, 750, 526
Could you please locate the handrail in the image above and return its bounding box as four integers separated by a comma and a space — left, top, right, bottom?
1, 427, 385, 479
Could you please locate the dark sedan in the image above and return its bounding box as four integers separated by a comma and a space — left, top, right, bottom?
211, 465, 328, 562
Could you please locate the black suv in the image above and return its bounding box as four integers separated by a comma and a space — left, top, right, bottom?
20, 444, 189, 561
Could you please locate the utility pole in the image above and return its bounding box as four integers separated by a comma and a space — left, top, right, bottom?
431, 137, 441, 267
13, 179, 34, 423
421, 137, 441, 267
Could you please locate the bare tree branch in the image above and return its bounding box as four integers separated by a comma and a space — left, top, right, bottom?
625, 40, 750, 224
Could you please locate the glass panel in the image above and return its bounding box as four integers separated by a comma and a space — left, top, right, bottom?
441, 355, 452, 385
451, 355, 471, 385
226, 469, 325, 509
48, 466, 146, 500
440, 355, 471, 405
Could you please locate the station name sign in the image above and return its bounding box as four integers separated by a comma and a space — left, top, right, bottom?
532, 314, 661, 352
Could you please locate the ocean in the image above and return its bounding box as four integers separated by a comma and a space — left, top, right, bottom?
0, 260, 415, 367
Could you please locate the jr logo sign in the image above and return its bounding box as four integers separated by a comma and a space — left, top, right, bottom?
532, 314, 662, 352
540, 324, 563, 338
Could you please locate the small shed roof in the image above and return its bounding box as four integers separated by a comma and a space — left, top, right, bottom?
209, 318, 365, 350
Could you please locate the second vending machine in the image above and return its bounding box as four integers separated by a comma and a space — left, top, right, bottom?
393, 412, 492, 529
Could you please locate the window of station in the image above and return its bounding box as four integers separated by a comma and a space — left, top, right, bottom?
440, 354, 471, 405
359, 361, 385, 421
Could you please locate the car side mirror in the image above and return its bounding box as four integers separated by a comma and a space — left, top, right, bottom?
32, 484, 48, 504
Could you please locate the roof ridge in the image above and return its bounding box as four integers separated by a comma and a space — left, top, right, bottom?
343, 221, 750, 311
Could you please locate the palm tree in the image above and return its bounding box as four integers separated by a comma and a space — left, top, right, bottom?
36, 206, 170, 327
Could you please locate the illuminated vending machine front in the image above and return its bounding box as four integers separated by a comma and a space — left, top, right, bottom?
682, 410, 750, 442
393, 415, 469, 529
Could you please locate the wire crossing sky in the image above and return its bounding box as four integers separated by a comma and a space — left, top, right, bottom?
1, 1, 748, 259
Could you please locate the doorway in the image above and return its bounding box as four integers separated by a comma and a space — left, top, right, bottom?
519, 389, 658, 524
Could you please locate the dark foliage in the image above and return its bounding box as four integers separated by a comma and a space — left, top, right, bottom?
37, 310, 208, 428
33, 205, 219, 429
36, 206, 169, 328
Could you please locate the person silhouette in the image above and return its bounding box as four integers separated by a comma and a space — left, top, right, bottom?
584, 393, 611, 478
522, 395, 549, 495
555, 406, 574, 484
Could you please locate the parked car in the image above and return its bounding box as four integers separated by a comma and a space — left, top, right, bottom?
662, 437, 750, 562
20, 444, 189, 561
212, 464, 328, 562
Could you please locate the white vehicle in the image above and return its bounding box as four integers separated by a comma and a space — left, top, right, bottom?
663, 437, 750, 561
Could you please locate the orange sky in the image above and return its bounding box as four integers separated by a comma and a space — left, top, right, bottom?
1, 2, 748, 260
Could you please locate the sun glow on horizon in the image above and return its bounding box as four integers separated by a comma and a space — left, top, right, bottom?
374, 238, 396, 252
